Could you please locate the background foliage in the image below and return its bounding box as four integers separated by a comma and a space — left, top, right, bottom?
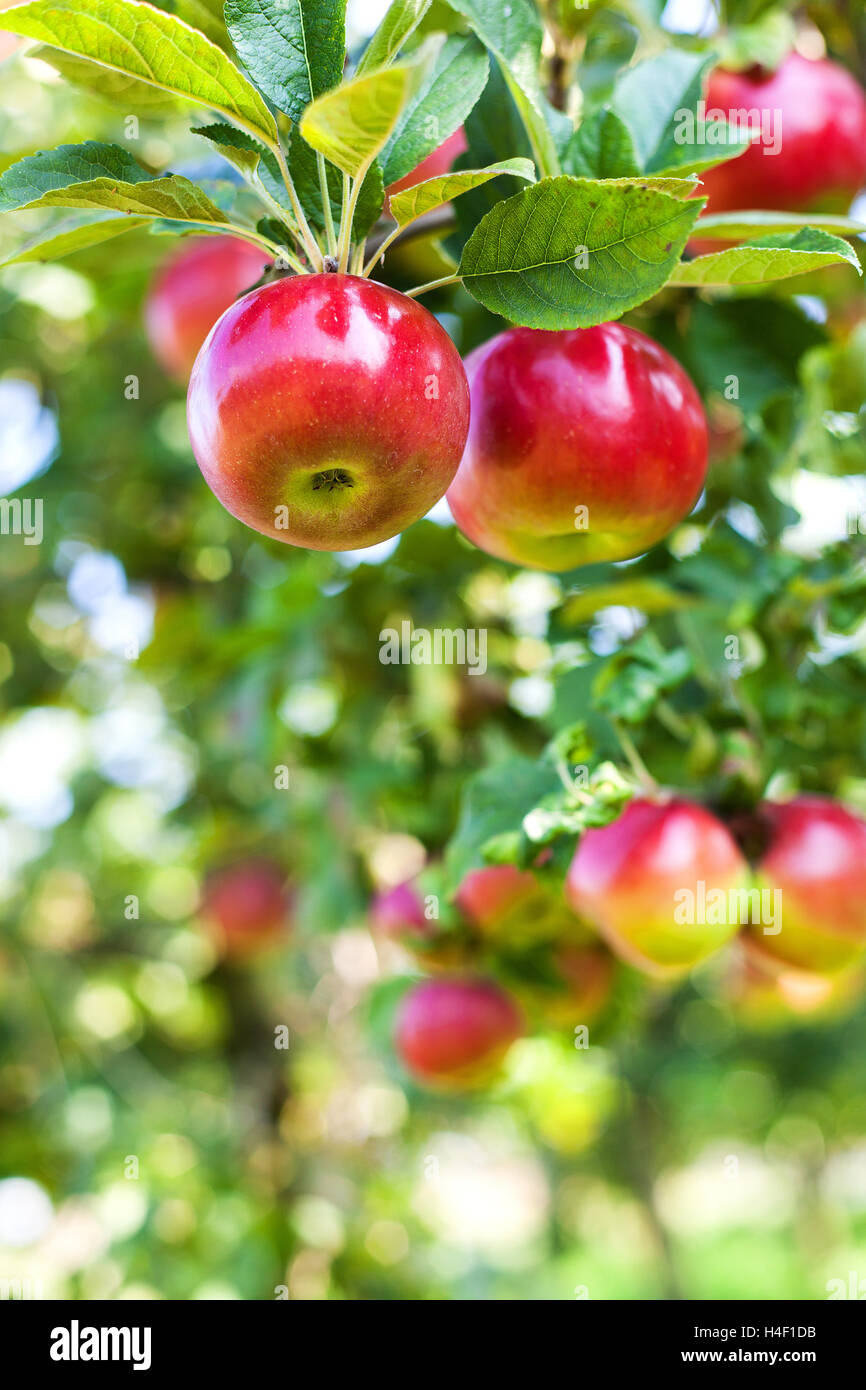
1, 0, 866, 1301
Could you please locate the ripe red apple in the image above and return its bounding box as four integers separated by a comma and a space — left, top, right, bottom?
699, 55, 866, 218
455, 862, 590, 945
446, 324, 708, 571
394, 976, 523, 1089
749, 796, 866, 973
200, 859, 291, 956
145, 235, 268, 380
566, 798, 749, 975
187, 273, 470, 550
385, 127, 468, 207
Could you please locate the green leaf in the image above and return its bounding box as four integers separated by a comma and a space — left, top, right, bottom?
560, 578, 697, 625
356, 0, 431, 75
562, 108, 640, 179
444, 756, 561, 892
28, 44, 181, 109
520, 762, 633, 848
444, 0, 561, 178
459, 176, 703, 330
609, 49, 752, 178
611, 50, 711, 171
685, 298, 826, 414
3, 171, 235, 226
0, 142, 152, 211
717, 10, 796, 74
1, 0, 278, 149
446, 58, 531, 258
381, 33, 489, 186
593, 633, 693, 725
651, 127, 752, 179
0, 210, 148, 265
223, 0, 346, 122
190, 123, 286, 209
691, 210, 866, 241
595, 175, 700, 199
671, 228, 862, 287
388, 157, 534, 226
288, 128, 384, 240
169, 0, 231, 47
299, 65, 410, 178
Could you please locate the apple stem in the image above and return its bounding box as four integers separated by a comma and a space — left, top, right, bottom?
611, 719, 659, 794
364, 224, 401, 277
404, 274, 461, 299
232, 226, 300, 269
655, 698, 692, 741
273, 142, 323, 272
336, 172, 353, 272
317, 152, 338, 258
338, 163, 374, 273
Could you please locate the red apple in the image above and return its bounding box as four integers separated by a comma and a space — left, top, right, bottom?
371, 880, 431, 940
385, 127, 468, 207
446, 323, 708, 572
145, 235, 268, 381
455, 862, 590, 945
566, 798, 749, 975
395, 976, 523, 1089
699, 55, 866, 218
200, 859, 291, 956
187, 273, 470, 550
749, 796, 866, 973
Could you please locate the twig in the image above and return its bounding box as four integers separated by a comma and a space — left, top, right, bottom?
404, 273, 461, 299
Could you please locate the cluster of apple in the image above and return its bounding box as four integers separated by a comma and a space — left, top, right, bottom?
147, 219, 707, 573
143, 50, 866, 575
374, 794, 866, 1090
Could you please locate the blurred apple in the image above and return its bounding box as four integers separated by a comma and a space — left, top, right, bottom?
395, 976, 523, 1090
750, 796, 866, 973
566, 798, 750, 975
455, 862, 592, 946
200, 859, 291, 957
726, 939, 865, 1029
145, 235, 268, 381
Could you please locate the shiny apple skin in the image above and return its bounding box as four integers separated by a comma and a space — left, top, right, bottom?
145, 236, 268, 381
446, 323, 708, 572
187, 274, 470, 550
750, 797, 866, 973
201, 859, 291, 955
700, 55, 866, 216
566, 798, 749, 975
395, 976, 523, 1090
